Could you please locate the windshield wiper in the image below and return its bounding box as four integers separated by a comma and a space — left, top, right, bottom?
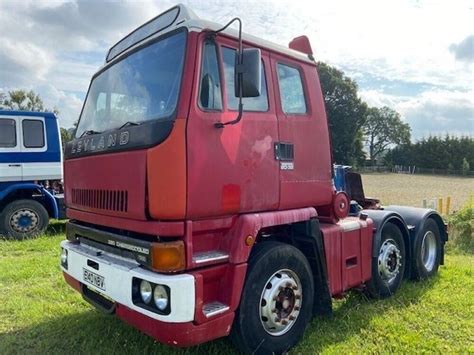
79, 129, 102, 138
119, 121, 141, 129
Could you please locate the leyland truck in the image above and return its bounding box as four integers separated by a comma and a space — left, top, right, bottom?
61, 5, 447, 353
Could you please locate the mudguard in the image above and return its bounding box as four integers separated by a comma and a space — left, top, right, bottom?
359, 209, 411, 275
0, 183, 59, 219
385, 205, 447, 268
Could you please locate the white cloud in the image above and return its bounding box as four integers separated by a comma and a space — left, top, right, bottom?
360, 88, 474, 140
0, 0, 473, 136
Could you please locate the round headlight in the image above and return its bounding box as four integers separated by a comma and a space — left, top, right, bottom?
60, 248, 68, 264
153, 285, 169, 310
140, 280, 152, 304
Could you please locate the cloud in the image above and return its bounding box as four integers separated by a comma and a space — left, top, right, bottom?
0, 0, 473, 137
360, 88, 474, 140
0, 39, 54, 87
449, 35, 474, 62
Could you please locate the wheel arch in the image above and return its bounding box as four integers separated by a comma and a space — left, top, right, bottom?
225, 208, 332, 316
360, 209, 411, 275
0, 183, 58, 219
385, 205, 447, 266
254, 218, 332, 316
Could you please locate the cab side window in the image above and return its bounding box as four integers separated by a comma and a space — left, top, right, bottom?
22, 119, 45, 148
0, 118, 16, 147
222, 47, 269, 111
277, 63, 307, 114
199, 41, 223, 110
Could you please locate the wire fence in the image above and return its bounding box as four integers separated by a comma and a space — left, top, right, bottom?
357, 165, 474, 177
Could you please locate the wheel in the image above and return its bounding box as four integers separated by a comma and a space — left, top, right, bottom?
0, 199, 49, 239
366, 223, 406, 298
412, 219, 441, 279
230, 241, 314, 354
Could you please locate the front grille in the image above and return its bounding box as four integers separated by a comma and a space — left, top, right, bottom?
71, 188, 128, 212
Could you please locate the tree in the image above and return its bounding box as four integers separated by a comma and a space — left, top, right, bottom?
317, 62, 368, 165
462, 157, 470, 176
384, 135, 474, 173
0, 89, 58, 114
363, 106, 411, 164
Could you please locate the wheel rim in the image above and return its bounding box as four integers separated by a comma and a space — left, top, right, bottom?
421, 231, 437, 272
378, 239, 402, 284
10, 209, 39, 233
259, 269, 302, 336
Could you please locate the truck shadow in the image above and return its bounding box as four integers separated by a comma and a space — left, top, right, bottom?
296, 276, 439, 352
0, 277, 437, 354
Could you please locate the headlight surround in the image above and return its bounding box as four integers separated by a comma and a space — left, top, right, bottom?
153, 285, 169, 311
60, 248, 68, 269
139, 280, 153, 304
132, 278, 171, 315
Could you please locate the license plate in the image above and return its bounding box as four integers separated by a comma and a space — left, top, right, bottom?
83, 268, 106, 291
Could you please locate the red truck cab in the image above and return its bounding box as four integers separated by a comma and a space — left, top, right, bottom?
61, 5, 447, 353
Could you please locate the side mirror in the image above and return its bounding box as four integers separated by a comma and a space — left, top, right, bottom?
235, 48, 261, 98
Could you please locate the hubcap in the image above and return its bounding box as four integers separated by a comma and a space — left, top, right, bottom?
421, 231, 437, 272
10, 209, 39, 233
259, 269, 302, 336
378, 239, 402, 284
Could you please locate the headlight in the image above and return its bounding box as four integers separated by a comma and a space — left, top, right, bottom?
60, 248, 68, 268
140, 280, 152, 304
153, 285, 169, 310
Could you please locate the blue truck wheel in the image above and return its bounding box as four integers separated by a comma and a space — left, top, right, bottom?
0, 199, 49, 240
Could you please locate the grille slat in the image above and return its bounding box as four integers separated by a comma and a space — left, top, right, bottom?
71, 188, 128, 213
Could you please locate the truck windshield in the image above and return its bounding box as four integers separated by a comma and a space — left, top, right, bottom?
76, 31, 186, 138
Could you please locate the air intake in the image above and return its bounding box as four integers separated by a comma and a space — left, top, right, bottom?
71, 189, 128, 212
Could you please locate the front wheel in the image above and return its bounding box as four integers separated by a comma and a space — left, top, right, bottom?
366, 223, 406, 298
231, 241, 314, 354
0, 199, 49, 239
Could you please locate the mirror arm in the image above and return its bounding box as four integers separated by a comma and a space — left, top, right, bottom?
210, 18, 245, 129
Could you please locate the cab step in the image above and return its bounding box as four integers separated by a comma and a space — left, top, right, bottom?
203, 301, 230, 318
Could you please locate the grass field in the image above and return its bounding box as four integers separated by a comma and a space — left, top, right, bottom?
362, 173, 474, 212
1, 174, 473, 354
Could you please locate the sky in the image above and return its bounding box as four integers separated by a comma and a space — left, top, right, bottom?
0, 0, 473, 140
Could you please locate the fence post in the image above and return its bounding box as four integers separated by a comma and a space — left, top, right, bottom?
438, 198, 443, 214
446, 196, 451, 215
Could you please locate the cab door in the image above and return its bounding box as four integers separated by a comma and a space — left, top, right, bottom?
270, 54, 333, 210
186, 34, 280, 218
0, 116, 22, 182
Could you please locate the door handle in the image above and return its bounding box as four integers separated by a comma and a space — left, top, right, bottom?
8, 164, 21, 167
274, 142, 294, 161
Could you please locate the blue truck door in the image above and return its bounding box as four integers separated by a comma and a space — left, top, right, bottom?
19, 116, 62, 181
0, 116, 22, 182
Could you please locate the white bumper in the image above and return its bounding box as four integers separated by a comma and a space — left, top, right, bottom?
61, 240, 195, 323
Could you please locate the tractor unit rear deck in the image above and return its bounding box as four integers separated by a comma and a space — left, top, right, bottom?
61, 5, 447, 353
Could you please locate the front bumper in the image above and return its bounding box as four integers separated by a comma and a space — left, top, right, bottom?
61, 240, 195, 323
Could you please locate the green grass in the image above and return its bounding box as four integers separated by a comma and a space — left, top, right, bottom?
1, 230, 473, 354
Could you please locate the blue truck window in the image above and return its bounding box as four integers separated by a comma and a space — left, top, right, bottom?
0, 119, 16, 147
22, 119, 45, 148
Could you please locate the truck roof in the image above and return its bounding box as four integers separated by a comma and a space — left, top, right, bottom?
0, 110, 58, 119
104, 4, 314, 70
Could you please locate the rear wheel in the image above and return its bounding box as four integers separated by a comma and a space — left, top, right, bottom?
0, 199, 49, 239
413, 219, 441, 279
231, 241, 314, 354
366, 223, 406, 298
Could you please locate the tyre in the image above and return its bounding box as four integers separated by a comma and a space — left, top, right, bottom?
366, 223, 406, 299
230, 241, 314, 354
412, 219, 441, 279
0, 199, 49, 240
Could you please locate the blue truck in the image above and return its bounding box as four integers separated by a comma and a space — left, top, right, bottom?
0, 110, 65, 239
